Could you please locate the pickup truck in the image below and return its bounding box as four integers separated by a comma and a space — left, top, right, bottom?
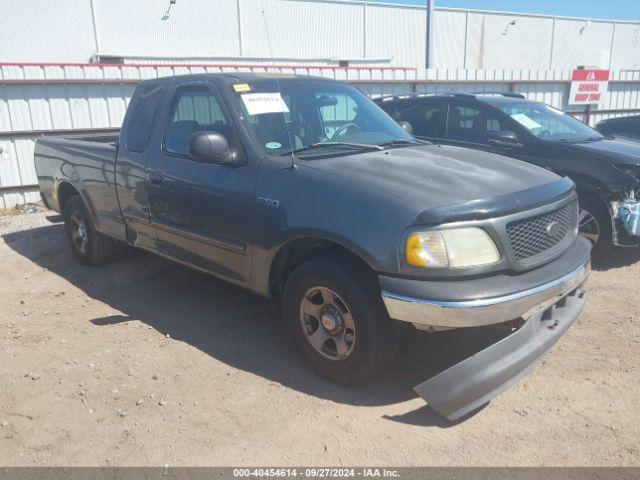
35, 74, 591, 421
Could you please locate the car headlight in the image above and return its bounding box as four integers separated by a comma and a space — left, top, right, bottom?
406, 227, 500, 268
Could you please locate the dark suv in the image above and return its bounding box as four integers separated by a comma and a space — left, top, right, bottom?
376, 93, 640, 255
596, 115, 640, 144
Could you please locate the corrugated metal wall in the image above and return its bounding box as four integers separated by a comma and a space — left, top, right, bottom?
2, 63, 640, 209
0, 0, 97, 63
433, 9, 640, 70
0, 0, 638, 71
95, 0, 241, 58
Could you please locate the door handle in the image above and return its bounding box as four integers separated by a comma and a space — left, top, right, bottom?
147, 172, 165, 185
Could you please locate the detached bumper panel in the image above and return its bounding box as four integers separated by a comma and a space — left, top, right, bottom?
414, 284, 587, 421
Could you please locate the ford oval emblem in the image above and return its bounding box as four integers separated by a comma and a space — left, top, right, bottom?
546, 221, 562, 237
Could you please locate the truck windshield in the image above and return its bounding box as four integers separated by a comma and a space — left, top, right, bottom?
501, 102, 604, 143
228, 78, 415, 157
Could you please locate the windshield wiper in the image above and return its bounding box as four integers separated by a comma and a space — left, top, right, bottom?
556, 136, 603, 144
281, 141, 383, 156
378, 138, 430, 147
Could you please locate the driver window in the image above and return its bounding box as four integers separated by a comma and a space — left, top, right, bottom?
317, 93, 358, 138
165, 88, 230, 156
446, 103, 504, 145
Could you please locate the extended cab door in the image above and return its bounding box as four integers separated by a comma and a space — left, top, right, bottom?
145, 81, 255, 287
115, 82, 166, 252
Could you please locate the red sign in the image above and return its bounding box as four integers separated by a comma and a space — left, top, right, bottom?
569, 69, 609, 105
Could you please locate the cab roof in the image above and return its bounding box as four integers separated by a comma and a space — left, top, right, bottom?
140, 72, 333, 86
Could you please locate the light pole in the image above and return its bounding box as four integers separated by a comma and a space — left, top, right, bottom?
426, 0, 435, 68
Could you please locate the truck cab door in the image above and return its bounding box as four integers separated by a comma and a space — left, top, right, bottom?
115, 83, 166, 252
145, 82, 255, 287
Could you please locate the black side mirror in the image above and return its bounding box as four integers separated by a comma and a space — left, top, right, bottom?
187, 131, 243, 166
398, 121, 414, 135
488, 130, 522, 148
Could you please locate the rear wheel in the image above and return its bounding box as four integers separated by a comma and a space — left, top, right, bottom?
63, 195, 114, 265
578, 193, 612, 257
283, 254, 400, 386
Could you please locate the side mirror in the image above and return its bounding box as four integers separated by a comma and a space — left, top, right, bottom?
187, 131, 243, 166
398, 121, 414, 135
488, 130, 522, 148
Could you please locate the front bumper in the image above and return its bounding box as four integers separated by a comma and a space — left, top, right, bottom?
380, 237, 591, 329
379, 237, 591, 421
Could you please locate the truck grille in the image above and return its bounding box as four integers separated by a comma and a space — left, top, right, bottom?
506, 201, 578, 261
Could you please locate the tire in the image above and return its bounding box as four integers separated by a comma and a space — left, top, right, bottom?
283, 254, 400, 386
63, 195, 114, 265
578, 193, 612, 258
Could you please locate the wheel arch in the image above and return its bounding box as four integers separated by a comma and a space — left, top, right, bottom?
56, 180, 100, 226
56, 181, 81, 213
267, 235, 380, 298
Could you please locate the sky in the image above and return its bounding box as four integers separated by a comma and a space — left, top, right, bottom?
366, 0, 640, 21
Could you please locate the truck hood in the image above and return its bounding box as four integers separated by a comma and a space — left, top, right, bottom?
302, 144, 569, 222
563, 138, 640, 166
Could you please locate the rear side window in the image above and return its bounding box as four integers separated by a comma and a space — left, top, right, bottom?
391, 101, 447, 138
125, 84, 165, 153
602, 120, 640, 135
446, 103, 505, 145
164, 88, 230, 156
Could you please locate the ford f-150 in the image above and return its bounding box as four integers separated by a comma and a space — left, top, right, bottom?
35, 74, 591, 420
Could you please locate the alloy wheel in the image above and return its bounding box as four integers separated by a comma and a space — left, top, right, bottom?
579, 208, 600, 246
70, 213, 89, 254
299, 286, 356, 361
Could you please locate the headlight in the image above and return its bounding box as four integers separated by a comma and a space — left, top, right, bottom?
406, 227, 500, 268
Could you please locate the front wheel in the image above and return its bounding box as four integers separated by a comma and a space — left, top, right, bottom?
283, 254, 400, 386
578, 194, 612, 257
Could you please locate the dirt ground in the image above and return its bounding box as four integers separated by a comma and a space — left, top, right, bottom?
1, 209, 639, 467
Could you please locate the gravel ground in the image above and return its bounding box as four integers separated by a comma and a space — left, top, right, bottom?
1, 209, 639, 467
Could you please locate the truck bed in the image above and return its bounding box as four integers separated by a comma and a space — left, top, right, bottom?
34, 132, 125, 240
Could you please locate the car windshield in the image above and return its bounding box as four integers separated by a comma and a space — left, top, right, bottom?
500, 101, 604, 142
228, 78, 415, 157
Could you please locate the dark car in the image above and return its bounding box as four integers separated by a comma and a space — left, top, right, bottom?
596, 115, 640, 143
375, 93, 640, 255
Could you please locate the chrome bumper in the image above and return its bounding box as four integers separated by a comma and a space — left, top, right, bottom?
382, 257, 590, 329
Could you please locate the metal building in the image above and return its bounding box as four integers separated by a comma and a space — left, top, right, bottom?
0, 0, 639, 70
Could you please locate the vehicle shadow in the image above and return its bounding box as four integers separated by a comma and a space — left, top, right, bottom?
3, 222, 509, 427
591, 246, 640, 271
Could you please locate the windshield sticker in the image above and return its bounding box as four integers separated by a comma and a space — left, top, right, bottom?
241, 92, 289, 116
233, 83, 251, 93
510, 113, 543, 130
265, 142, 282, 149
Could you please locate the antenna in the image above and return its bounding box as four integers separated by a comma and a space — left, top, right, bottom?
261, 10, 296, 170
